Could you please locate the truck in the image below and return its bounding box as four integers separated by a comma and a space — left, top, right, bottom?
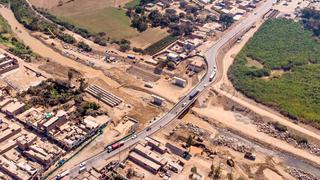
55, 170, 69, 180
244, 152, 256, 160
106, 141, 124, 153
189, 89, 200, 100
209, 71, 216, 82
127, 55, 136, 59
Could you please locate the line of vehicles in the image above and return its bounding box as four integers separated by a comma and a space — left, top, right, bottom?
55, 133, 137, 179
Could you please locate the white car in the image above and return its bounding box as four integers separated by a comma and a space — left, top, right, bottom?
131, 134, 137, 139
182, 102, 187, 107
79, 162, 86, 167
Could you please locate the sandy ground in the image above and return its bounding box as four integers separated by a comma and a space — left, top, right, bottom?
0, 7, 119, 87
274, 0, 310, 17
151, 113, 295, 180
193, 96, 320, 166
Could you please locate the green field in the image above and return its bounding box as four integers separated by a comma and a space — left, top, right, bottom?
50, 2, 168, 47
229, 19, 320, 127
124, 0, 141, 9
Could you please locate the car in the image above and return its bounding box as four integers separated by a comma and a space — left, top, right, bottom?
146, 127, 151, 131
182, 102, 187, 107
131, 134, 137, 139
79, 162, 86, 167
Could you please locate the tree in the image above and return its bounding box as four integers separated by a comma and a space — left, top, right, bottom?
78, 78, 87, 92
135, 6, 144, 14
179, 0, 188, 9
120, 43, 130, 52
131, 15, 148, 32
214, 166, 221, 178
126, 168, 134, 179
67, 70, 73, 83
191, 166, 197, 174
209, 163, 215, 177
167, 61, 176, 70
77, 41, 92, 52
220, 13, 234, 28
186, 135, 193, 147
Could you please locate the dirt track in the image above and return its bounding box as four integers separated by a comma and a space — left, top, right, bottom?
0, 7, 119, 87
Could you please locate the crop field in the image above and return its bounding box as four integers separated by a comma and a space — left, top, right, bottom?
229, 19, 320, 127
47, 0, 168, 46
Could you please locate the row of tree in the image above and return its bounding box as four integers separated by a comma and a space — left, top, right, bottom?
300, 8, 320, 36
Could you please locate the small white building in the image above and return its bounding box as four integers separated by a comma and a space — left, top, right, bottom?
151, 94, 165, 106
167, 52, 180, 62
172, 76, 187, 87
188, 59, 205, 73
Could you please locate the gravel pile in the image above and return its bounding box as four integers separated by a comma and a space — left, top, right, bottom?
212, 135, 251, 153
287, 167, 320, 180
180, 123, 210, 137
253, 121, 320, 156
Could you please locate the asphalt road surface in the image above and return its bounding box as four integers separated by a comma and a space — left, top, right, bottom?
62, 0, 274, 178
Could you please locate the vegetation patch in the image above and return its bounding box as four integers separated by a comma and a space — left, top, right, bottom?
144, 35, 178, 55
0, 14, 34, 59
124, 0, 141, 9
229, 19, 320, 127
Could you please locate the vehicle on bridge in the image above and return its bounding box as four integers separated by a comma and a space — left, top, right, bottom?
189, 89, 200, 100
106, 141, 124, 153
55, 170, 69, 180
209, 71, 216, 82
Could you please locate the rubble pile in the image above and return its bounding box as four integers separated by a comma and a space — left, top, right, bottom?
212, 135, 251, 153
253, 121, 320, 156
179, 123, 210, 138
287, 167, 319, 180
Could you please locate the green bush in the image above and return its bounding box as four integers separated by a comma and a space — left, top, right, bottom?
77, 41, 92, 52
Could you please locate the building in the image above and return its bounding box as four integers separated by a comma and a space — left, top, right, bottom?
48, 116, 105, 150
0, 155, 32, 180
16, 107, 46, 130
0, 98, 13, 109
1, 100, 26, 117
41, 110, 67, 132
191, 31, 207, 39
151, 94, 165, 106
0, 54, 19, 75
16, 133, 37, 150
133, 144, 168, 166
182, 39, 202, 51
188, 59, 205, 73
167, 52, 180, 62
0, 120, 21, 143
172, 76, 187, 88
165, 143, 191, 159
128, 152, 161, 174
145, 137, 167, 154
0, 140, 17, 154
24, 141, 63, 168
168, 161, 184, 173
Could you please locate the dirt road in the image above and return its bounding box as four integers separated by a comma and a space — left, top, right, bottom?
0, 7, 119, 87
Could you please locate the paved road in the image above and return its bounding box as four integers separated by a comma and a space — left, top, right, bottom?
62, 0, 274, 178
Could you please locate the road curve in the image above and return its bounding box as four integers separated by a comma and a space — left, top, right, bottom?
61, 0, 274, 178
